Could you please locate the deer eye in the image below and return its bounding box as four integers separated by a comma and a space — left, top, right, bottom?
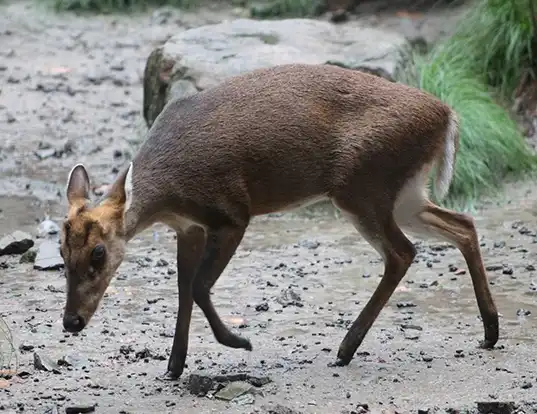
91, 244, 106, 263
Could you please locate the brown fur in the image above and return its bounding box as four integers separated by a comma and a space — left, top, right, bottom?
129, 64, 450, 228
61, 63, 498, 381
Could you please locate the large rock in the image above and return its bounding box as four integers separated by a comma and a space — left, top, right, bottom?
143, 18, 407, 128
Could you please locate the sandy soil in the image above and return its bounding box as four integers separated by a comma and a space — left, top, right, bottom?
1, 1, 537, 413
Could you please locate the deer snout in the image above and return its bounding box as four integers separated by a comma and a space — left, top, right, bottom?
63, 312, 85, 333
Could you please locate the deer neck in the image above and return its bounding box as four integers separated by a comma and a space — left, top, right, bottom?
122, 179, 167, 242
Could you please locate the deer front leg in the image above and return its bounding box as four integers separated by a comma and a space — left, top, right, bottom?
193, 225, 252, 351
164, 226, 206, 380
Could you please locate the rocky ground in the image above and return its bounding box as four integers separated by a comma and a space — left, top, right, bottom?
1, 1, 537, 413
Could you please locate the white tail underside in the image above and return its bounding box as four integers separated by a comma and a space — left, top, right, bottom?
434, 111, 458, 201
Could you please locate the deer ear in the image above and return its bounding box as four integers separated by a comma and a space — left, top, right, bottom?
105, 162, 133, 214
66, 164, 91, 205
123, 162, 133, 212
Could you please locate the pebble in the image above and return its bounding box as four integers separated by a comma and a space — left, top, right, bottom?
187, 372, 271, 397
19, 248, 37, 264
276, 288, 303, 307
299, 240, 320, 250
215, 381, 254, 401
255, 302, 269, 312
396, 301, 416, 308
38, 219, 60, 237
476, 401, 515, 414
33, 352, 60, 373
404, 331, 420, 340
65, 405, 96, 413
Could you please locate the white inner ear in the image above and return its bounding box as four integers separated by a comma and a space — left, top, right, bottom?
124, 162, 134, 213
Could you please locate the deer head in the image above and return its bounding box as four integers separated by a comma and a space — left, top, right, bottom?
60, 163, 133, 333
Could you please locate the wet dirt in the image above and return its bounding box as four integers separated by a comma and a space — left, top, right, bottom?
1, 1, 537, 413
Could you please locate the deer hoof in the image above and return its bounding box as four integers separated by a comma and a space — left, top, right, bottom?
479, 338, 497, 350
237, 336, 253, 351
328, 357, 351, 367
157, 370, 183, 381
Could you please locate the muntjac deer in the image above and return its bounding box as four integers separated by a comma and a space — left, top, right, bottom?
60, 63, 499, 380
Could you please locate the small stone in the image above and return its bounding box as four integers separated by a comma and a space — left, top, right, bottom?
401, 324, 422, 331
33, 352, 60, 373
187, 374, 215, 396
299, 240, 320, 250
0, 230, 34, 256
263, 404, 303, 414
38, 219, 60, 237
234, 392, 256, 405
6, 112, 16, 123
93, 184, 111, 196
516, 308, 531, 317
19, 344, 34, 352
65, 405, 96, 414
57, 353, 90, 369
276, 288, 303, 307
355, 403, 370, 413
34, 240, 64, 271
255, 302, 269, 312
520, 381, 533, 389
19, 249, 37, 264
35, 148, 57, 160
215, 381, 254, 401
119, 345, 134, 355
396, 301, 416, 308
155, 258, 168, 267
476, 401, 515, 414
404, 331, 420, 340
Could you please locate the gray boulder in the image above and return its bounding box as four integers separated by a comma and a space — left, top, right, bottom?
143, 18, 407, 127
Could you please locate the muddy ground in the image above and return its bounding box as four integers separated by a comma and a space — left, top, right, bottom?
2, 1, 537, 413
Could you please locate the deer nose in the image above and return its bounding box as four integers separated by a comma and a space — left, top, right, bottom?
63, 312, 85, 332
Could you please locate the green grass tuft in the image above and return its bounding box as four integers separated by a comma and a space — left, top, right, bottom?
397, 0, 537, 208
433, 0, 536, 100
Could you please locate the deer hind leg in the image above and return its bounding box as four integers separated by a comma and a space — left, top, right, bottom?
192, 225, 253, 351
333, 197, 417, 366
392, 167, 498, 348
404, 200, 499, 349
